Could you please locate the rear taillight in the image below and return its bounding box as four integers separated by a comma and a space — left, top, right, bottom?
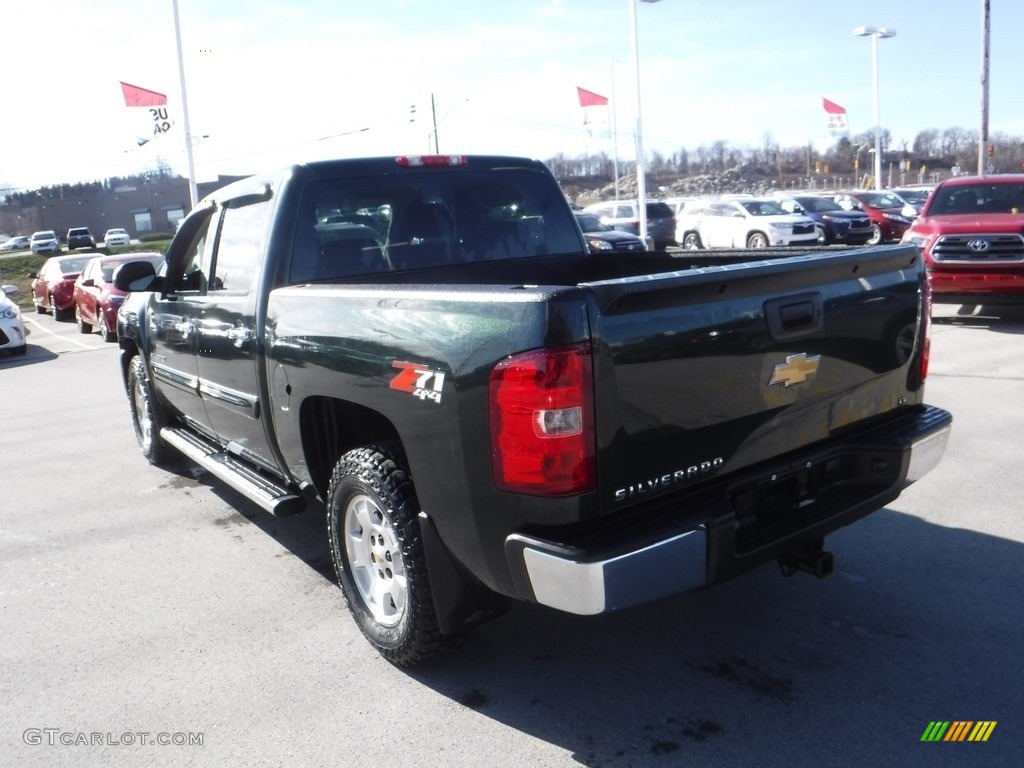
489, 343, 596, 496
395, 155, 469, 167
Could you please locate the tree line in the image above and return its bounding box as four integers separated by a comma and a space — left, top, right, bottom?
546, 126, 1024, 185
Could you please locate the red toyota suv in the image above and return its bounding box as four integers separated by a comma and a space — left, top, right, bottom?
901, 175, 1024, 304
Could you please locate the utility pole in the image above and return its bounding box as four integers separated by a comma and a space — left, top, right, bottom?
978, 0, 991, 176
431, 93, 439, 154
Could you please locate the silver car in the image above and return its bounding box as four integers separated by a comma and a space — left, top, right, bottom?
30, 230, 61, 255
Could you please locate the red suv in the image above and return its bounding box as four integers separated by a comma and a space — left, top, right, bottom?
902, 175, 1024, 304
833, 190, 913, 245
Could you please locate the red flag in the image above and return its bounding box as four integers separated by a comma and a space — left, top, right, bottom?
577, 86, 608, 107
822, 97, 846, 115
120, 81, 167, 107
822, 98, 849, 137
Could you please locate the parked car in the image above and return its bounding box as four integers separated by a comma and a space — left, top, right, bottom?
676, 197, 817, 249
833, 191, 913, 245
30, 253, 93, 320
66, 227, 96, 250
103, 228, 132, 247
582, 199, 677, 248
891, 186, 934, 220
0, 235, 30, 252
1, 284, 28, 356
901, 174, 1024, 304
30, 230, 61, 255
573, 212, 646, 253
775, 194, 874, 245
73, 253, 165, 341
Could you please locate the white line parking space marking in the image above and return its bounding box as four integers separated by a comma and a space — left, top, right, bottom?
24, 317, 100, 350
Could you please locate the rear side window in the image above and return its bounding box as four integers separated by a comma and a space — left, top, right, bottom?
289, 170, 584, 283
646, 202, 674, 219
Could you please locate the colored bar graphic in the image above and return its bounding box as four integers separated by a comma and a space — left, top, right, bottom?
945, 721, 972, 741
968, 722, 997, 742
921, 721, 949, 741
921, 720, 996, 742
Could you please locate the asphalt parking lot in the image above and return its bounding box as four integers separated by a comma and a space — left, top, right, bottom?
1, 304, 1022, 768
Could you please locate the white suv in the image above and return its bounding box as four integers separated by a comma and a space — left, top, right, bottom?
676, 198, 817, 249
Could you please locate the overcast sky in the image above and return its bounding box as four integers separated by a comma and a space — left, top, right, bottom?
3, 0, 1020, 192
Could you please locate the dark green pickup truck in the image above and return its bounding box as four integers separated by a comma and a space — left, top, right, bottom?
115, 155, 951, 666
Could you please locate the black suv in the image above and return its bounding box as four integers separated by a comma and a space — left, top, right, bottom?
66, 227, 96, 250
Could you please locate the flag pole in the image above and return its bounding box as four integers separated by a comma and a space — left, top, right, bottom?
172, 0, 199, 208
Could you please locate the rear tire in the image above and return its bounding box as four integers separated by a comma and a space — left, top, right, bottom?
127, 355, 170, 464
746, 231, 769, 249
814, 224, 827, 246
326, 444, 448, 666
682, 232, 703, 250
867, 223, 883, 246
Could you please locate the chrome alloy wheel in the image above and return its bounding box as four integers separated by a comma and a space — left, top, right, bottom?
344, 493, 408, 627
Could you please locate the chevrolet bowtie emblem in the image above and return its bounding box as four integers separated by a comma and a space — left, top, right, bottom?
769, 353, 821, 387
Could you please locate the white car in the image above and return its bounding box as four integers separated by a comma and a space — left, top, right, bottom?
103, 228, 131, 247
30, 230, 61, 255
676, 197, 817, 249
1, 284, 28, 356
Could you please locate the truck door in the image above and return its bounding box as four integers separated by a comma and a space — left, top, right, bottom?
146, 208, 216, 432
193, 193, 282, 474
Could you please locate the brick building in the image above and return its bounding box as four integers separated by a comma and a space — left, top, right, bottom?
0, 174, 247, 242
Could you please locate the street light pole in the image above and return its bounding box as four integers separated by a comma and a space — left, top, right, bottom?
631, 0, 662, 247
853, 26, 895, 191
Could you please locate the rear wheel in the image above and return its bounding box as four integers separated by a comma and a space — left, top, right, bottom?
814, 224, 827, 245
127, 355, 170, 464
682, 232, 703, 250
746, 231, 769, 249
326, 444, 448, 666
867, 223, 883, 246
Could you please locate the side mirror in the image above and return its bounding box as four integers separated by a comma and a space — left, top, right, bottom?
113, 260, 159, 292
27, 272, 37, 279
3, 284, 18, 297
81, 278, 96, 288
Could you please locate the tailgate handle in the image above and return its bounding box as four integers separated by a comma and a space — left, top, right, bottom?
765, 293, 823, 340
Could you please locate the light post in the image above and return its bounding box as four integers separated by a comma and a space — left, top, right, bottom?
631, 0, 662, 247
853, 25, 895, 191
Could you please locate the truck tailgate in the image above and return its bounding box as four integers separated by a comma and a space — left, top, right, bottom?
583, 246, 925, 513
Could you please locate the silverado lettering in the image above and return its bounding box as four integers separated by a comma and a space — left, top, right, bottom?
115, 154, 951, 668
614, 458, 725, 502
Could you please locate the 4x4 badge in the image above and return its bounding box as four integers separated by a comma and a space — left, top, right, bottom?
769, 353, 821, 387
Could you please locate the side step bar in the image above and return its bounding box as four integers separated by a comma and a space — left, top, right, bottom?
160, 427, 306, 517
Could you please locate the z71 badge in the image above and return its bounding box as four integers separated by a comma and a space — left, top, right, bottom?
390, 361, 446, 404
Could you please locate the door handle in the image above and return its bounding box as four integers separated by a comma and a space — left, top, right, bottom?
227, 326, 254, 348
